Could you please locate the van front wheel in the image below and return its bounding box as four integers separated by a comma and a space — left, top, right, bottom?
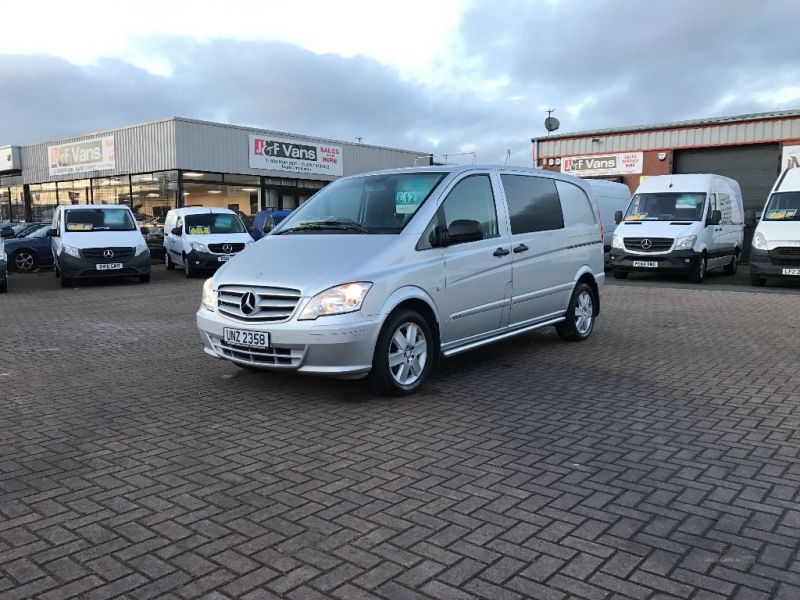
724, 252, 738, 275
689, 255, 707, 283
369, 310, 433, 396
556, 283, 596, 342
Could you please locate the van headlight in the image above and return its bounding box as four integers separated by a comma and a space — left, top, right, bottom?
201, 278, 215, 311
134, 242, 149, 256
191, 242, 208, 253
63, 245, 81, 258
611, 234, 623, 249
752, 232, 768, 250
675, 235, 697, 250
299, 282, 372, 320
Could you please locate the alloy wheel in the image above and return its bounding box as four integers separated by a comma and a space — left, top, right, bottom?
575, 290, 593, 335
14, 252, 35, 272
388, 322, 428, 386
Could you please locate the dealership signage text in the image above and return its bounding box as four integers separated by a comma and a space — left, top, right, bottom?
249, 135, 343, 176
561, 152, 643, 177
47, 136, 116, 176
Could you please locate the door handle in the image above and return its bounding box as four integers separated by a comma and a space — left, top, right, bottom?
493, 247, 510, 257
513, 243, 529, 253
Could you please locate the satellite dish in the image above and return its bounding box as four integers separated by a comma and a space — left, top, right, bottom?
544, 116, 560, 132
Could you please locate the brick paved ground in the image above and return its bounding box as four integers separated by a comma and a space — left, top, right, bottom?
1, 269, 800, 599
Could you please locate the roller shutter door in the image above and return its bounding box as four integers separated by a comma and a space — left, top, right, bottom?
673, 144, 780, 211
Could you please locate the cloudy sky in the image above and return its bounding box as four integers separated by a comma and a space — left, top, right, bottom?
1, 0, 798, 165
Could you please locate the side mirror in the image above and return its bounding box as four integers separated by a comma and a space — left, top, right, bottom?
708, 210, 722, 226
614, 210, 623, 224
46, 228, 59, 237
171, 226, 182, 236
0, 227, 13, 238
444, 219, 483, 246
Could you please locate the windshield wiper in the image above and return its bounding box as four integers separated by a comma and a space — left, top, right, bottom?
275, 219, 371, 234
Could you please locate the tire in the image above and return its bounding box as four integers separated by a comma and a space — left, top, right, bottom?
723, 252, 739, 275
368, 309, 434, 396
750, 273, 767, 287
60, 275, 72, 288
612, 268, 628, 280
556, 282, 596, 342
12, 250, 37, 273
139, 273, 151, 283
165, 252, 175, 271
183, 254, 196, 278
689, 254, 707, 283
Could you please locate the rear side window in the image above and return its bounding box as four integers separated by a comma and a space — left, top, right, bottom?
501, 175, 564, 234
556, 181, 596, 227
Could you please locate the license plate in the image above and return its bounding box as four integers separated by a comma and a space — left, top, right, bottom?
96, 262, 123, 270
223, 328, 270, 348
217, 255, 231, 262
782, 268, 800, 276
633, 260, 658, 268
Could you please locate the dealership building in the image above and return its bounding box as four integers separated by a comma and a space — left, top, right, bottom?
0, 117, 428, 224
533, 109, 800, 215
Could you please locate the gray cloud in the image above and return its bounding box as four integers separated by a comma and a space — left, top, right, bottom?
0, 1, 798, 167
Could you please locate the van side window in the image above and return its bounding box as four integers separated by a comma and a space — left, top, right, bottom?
556, 181, 596, 227
440, 175, 499, 243
501, 175, 564, 233
708, 193, 717, 218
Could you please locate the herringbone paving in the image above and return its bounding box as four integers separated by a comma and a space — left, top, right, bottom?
1, 270, 799, 599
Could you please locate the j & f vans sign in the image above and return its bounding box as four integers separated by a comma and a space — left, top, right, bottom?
561, 152, 643, 177
48, 136, 115, 176
248, 134, 343, 176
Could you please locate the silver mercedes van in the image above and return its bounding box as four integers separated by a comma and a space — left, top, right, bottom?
196, 165, 604, 394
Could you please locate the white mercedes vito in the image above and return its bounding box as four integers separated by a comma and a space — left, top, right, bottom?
196, 165, 604, 394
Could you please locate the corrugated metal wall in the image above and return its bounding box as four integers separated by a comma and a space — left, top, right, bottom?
17, 120, 177, 184
173, 119, 424, 178
538, 117, 800, 157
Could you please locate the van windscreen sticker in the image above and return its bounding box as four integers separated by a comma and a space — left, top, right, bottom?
188, 226, 210, 235
66, 223, 93, 231
624, 213, 647, 221
767, 209, 797, 220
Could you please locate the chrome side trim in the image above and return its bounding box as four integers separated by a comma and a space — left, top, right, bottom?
442, 316, 566, 358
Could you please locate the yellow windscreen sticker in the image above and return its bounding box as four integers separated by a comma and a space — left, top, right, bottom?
189, 226, 210, 235
624, 213, 646, 221
66, 223, 93, 231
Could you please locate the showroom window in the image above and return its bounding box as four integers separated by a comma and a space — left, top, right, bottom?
183, 181, 260, 229
58, 179, 91, 206
0, 188, 9, 221
29, 183, 58, 221
92, 176, 131, 206
132, 171, 178, 223
9, 185, 24, 221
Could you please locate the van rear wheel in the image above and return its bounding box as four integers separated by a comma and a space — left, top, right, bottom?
369, 309, 433, 396
556, 283, 596, 342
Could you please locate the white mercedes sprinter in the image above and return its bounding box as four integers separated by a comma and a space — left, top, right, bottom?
750, 168, 800, 286
609, 174, 744, 283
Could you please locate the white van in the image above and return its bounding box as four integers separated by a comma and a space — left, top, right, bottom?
584, 179, 631, 266
196, 165, 605, 395
750, 168, 800, 286
48, 205, 151, 287
609, 174, 744, 283
163, 207, 253, 277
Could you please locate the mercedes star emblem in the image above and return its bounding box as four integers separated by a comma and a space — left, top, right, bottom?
103, 249, 115, 259
640, 239, 652, 250
240, 291, 258, 316
223, 244, 232, 254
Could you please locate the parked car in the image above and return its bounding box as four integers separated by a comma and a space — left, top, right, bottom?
0, 236, 7, 293
48, 205, 151, 287
609, 174, 744, 283
4, 224, 54, 272
196, 165, 604, 395
750, 167, 800, 286
584, 180, 631, 266
163, 207, 253, 277
251, 209, 293, 241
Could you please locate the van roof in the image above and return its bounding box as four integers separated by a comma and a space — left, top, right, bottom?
60, 204, 131, 210
635, 174, 738, 194
171, 207, 237, 216
776, 168, 800, 192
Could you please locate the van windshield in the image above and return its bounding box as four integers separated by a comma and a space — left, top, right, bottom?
65, 209, 136, 232
624, 192, 707, 222
763, 192, 800, 221
274, 172, 446, 234
185, 213, 247, 234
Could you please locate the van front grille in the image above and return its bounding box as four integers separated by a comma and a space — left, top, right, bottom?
208, 243, 245, 254
623, 237, 673, 253
217, 285, 302, 322
81, 247, 135, 262
213, 338, 303, 367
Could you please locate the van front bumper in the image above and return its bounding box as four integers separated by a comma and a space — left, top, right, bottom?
186, 250, 239, 270
58, 252, 151, 279
196, 307, 382, 376
608, 249, 699, 272
749, 247, 800, 277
